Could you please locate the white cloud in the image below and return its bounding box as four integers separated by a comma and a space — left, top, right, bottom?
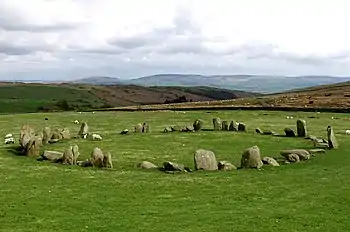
1, 0, 350, 80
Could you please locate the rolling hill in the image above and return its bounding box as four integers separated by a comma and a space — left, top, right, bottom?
104, 80, 350, 112
0, 83, 260, 114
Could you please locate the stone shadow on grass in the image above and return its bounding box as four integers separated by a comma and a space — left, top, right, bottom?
4, 146, 25, 156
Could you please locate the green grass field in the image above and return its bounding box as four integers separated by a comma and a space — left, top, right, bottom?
1, 110, 350, 232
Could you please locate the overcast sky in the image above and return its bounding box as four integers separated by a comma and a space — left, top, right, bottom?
1, 0, 350, 81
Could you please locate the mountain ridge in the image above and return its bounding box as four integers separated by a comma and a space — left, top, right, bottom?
72, 74, 350, 93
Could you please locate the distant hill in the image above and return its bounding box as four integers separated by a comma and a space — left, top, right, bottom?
72, 74, 350, 93
72, 76, 122, 85
0, 83, 259, 113
106, 80, 350, 111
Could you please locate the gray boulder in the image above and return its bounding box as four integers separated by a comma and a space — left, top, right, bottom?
142, 123, 151, 133
39, 150, 63, 162
72, 145, 80, 165
134, 123, 143, 133
137, 161, 158, 169
78, 122, 89, 138
281, 149, 310, 161
51, 129, 63, 140
218, 161, 237, 171
26, 135, 43, 157
163, 127, 172, 133
120, 129, 129, 135
238, 123, 246, 132
42, 127, 52, 144
255, 128, 263, 134
19, 124, 35, 149
62, 146, 74, 165
284, 128, 296, 137
308, 149, 326, 154
282, 153, 300, 163
90, 147, 104, 168
193, 119, 203, 131
162, 161, 191, 172
222, 121, 229, 131
241, 146, 263, 169
182, 125, 195, 132
194, 149, 218, 171
171, 126, 182, 132
262, 157, 280, 166
213, 118, 222, 131
327, 126, 338, 149
296, 119, 307, 137
60, 128, 71, 139
229, 121, 238, 131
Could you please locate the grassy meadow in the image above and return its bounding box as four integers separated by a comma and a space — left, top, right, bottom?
1, 110, 350, 231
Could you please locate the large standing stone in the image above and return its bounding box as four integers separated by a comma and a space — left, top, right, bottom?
19, 124, 35, 149
284, 128, 296, 137
213, 118, 222, 131
194, 149, 218, 170
26, 135, 43, 157
134, 123, 143, 133
222, 121, 229, 131
62, 146, 74, 165
142, 123, 151, 133
238, 123, 246, 132
218, 161, 237, 171
296, 119, 307, 137
229, 121, 238, 131
90, 147, 104, 168
72, 145, 80, 165
60, 128, 71, 139
240, 146, 263, 169
327, 126, 338, 149
78, 122, 89, 138
262, 157, 280, 166
193, 119, 203, 131
281, 149, 310, 161
42, 126, 52, 144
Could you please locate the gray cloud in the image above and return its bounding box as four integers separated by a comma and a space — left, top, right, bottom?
0, 2, 85, 32
0, 40, 55, 55
109, 28, 173, 50
107, 7, 204, 54
0, 22, 81, 32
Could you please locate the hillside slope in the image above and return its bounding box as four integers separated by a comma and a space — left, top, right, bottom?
0, 83, 259, 113
105, 80, 350, 112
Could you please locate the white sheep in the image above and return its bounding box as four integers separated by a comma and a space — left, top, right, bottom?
4, 137, 14, 144
92, 133, 102, 140
5, 133, 13, 139
346, 130, 350, 135
74, 120, 79, 124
